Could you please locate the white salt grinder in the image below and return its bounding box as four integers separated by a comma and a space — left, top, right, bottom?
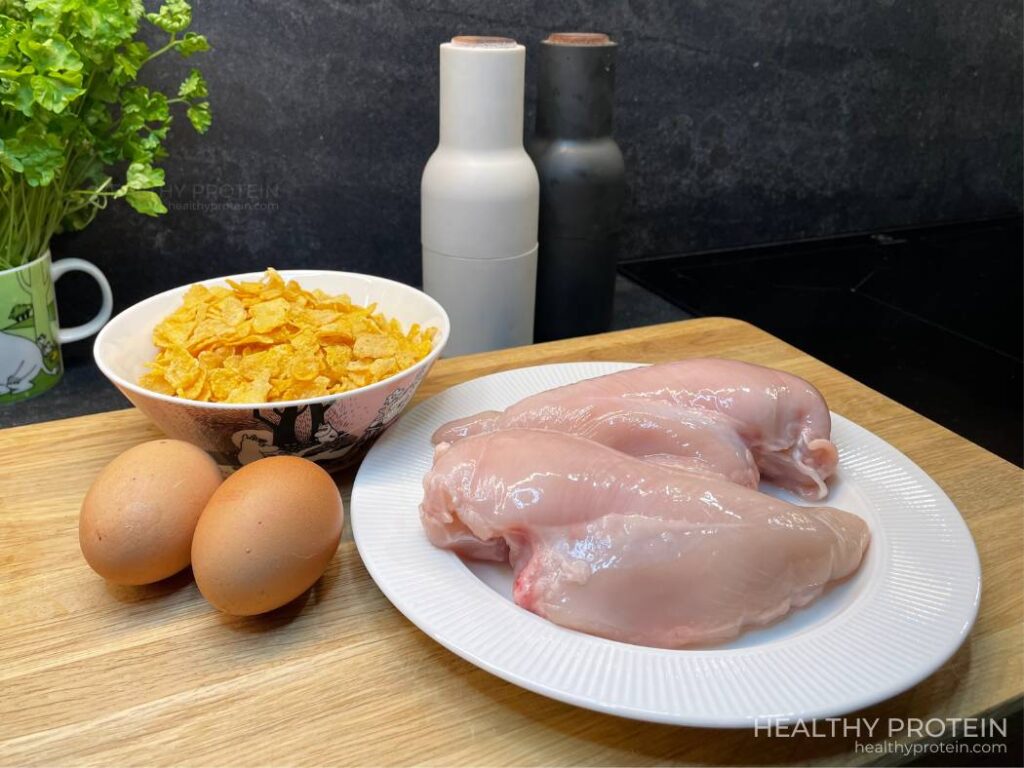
421, 36, 540, 356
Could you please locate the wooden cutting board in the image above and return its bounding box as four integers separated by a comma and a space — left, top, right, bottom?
1, 318, 1020, 766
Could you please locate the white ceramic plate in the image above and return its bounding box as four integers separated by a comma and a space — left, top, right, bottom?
351, 363, 981, 726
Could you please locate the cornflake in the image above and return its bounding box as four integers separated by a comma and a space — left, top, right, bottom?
139, 269, 436, 403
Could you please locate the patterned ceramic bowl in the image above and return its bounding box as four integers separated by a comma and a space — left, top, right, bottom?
94, 270, 449, 471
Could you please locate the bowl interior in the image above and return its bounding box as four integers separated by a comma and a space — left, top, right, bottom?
96, 270, 450, 398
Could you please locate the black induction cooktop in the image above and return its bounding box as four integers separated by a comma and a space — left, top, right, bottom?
621, 217, 1023, 466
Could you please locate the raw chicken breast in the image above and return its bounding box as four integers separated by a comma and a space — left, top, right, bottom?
432, 358, 839, 499
421, 430, 869, 648
439, 395, 759, 488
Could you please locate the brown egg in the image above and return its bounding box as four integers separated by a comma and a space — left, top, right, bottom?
191, 456, 344, 616
80, 440, 223, 585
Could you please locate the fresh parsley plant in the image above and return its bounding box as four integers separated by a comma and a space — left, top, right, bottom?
0, 0, 211, 269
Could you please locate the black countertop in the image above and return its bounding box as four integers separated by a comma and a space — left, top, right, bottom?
0, 275, 689, 430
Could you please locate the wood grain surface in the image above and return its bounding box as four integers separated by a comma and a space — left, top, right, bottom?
1, 318, 1020, 766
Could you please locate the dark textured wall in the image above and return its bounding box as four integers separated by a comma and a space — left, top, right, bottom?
55, 0, 1023, 318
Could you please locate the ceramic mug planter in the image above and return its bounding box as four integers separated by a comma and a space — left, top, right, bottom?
0, 250, 112, 404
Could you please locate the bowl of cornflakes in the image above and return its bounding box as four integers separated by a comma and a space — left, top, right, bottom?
94, 269, 449, 470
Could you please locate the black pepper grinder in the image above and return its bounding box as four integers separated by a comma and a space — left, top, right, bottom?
529, 32, 625, 342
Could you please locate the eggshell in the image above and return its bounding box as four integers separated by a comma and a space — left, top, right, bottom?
191, 456, 344, 616
80, 439, 223, 585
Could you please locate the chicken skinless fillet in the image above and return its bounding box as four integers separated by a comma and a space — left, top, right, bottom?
421, 430, 870, 648
432, 358, 840, 500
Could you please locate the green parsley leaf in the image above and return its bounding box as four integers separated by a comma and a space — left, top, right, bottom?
177, 68, 207, 99
111, 41, 149, 84
145, 0, 192, 34
0, 138, 25, 172
126, 161, 165, 190
186, 100, 211, 133
18, 35, 83, 73
30, 71, 84, 113
125, 189, 168, 216
177, 32, 209, 57
0, 69, 36, 116
2, 125, 65, 186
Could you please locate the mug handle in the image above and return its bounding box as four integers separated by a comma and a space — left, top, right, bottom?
51, 258, 114, 344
